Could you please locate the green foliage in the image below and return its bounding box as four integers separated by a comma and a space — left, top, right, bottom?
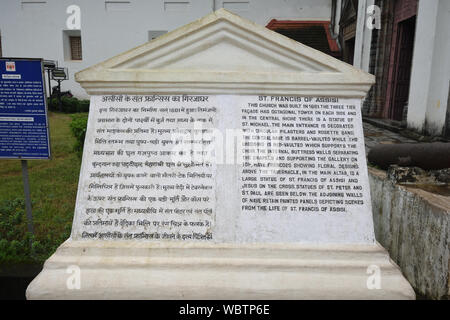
47, 97, 90, 113
70, 113, 89, 158
78, 99, 90, 113
47, 98, 58, 111
0, 199, 70, 263
0, 113, 79, 265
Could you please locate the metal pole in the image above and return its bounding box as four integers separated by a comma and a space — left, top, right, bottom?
21, 160, 34, 235
57, 79, 62, 111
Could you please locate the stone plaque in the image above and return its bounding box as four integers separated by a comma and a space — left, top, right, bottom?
27, 9, 414, 299
72, 94, 374, 244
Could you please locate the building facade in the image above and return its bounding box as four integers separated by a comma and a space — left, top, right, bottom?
352, 0, 450, 138
0, 0, 334, 98
1, 0, 448, 137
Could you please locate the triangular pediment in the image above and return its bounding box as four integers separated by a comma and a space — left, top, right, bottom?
111, 18, 337, 73
76, 9, 374, 97
119, 35, 324, 73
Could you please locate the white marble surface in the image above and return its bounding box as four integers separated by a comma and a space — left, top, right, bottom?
71, 95, 375, 244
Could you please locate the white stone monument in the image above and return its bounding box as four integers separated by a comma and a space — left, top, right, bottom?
27, 9, 415, 299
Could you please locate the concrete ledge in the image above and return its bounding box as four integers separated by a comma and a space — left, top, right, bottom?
26, 240, 414, 300
368, 167, 450, 299
363, 117, 403, 133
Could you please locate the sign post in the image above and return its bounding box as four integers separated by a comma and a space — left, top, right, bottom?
0, 58, 52, 235
21, 160, 34, 234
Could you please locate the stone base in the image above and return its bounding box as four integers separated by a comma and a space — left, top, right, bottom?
26, 240, 415, 299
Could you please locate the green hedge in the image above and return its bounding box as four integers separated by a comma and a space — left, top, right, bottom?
70, 113, 89, 158
47, 97, 90, 113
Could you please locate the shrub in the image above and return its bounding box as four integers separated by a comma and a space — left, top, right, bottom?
61, 97, 79, 113
47, 97, 90, 113
70, 113, 89, 158
78, 99, 90, 112
0, 199, 33, 262
47, 98, 58, 111
0, 198, 71, 263
0, 199, 26, 240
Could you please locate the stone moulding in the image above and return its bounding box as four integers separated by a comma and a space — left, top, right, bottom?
27, 240, 415, 299
75, 9, 374, 98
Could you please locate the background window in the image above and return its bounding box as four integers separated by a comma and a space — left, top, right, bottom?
69, 36, 82, 60
62, 30, 82, 61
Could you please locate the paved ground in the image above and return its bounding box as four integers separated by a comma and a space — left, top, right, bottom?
363, 121, 416, 155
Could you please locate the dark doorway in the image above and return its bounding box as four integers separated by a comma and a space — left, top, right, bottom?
344, 37, 355, 65
390, 16, 416, 121
274, 25, 334, 56
445, 81, 450, 138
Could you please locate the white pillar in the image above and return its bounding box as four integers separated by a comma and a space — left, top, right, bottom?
353, 0, 366, 68
407, 0, 450, 135
334, 0, 342, 35
353, 0, 374, 72
361, 0, 374, 72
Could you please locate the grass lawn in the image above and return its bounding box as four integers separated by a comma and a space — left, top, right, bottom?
0, 112, 83, 264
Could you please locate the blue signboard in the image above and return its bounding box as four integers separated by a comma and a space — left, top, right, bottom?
0, 58, 51, 159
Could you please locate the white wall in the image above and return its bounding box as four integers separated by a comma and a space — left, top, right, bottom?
407, 0, 450, 136
214, 0, 331, 24
0, 0, 332, 99
422, 0, 450, 136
